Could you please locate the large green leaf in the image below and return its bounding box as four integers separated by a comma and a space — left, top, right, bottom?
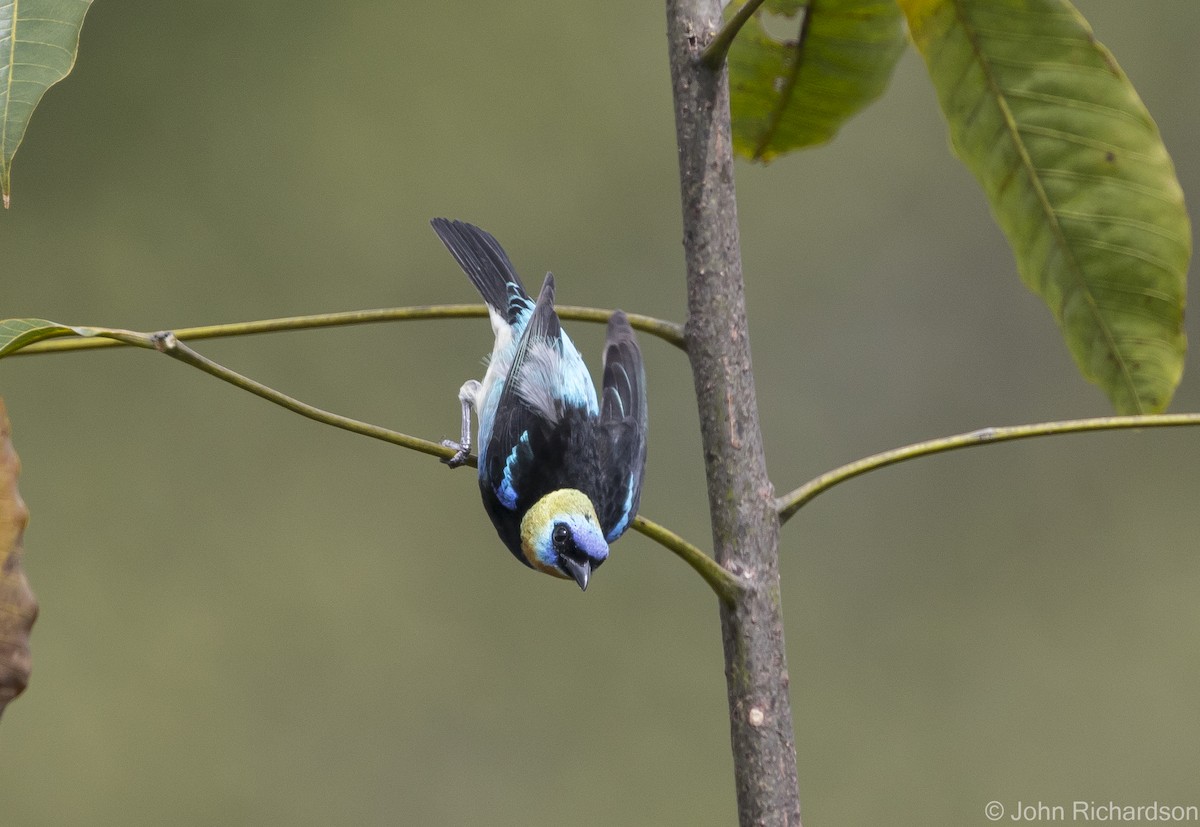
1, 0, 94, 208
726, 0, 906, 161
900, 0, 1190, 414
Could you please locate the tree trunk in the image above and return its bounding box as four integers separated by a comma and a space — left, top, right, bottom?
664, 2, 803, 825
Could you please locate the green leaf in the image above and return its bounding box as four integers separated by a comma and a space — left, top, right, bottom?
0, 318, 81, 356
726, 0, 906, 162
900, 0, 1190, 414
0, 320, 150, 356
1, 0, 95, 208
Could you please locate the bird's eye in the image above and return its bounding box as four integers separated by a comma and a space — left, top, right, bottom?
552, 524, 570, 548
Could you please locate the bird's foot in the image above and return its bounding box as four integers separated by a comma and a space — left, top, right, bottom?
440, 439, 471, 468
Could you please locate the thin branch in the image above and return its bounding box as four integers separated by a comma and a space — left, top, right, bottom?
148, 331, 454, 460
126, 331, 734, 601
13, 305, 687, 355
777, 413, 1200, 524
700, 0, 768, 69
11, 321, 734, 606
632, 515, 744, 605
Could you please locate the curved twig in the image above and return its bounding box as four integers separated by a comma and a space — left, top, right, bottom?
700, 0, 769, 69
777, 414, 1200, 524
148, 331, 452, 459
13, 305, 687, 355
102, 330, 732, 602
632, 515, 743, 606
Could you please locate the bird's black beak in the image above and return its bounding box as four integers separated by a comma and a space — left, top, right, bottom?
559, 556, 591, 591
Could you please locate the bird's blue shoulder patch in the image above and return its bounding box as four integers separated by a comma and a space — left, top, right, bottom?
496, 430, 531, 510
508, 283, 535, 331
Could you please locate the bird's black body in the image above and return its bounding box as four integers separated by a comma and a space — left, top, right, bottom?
431, 218, 647, 589
479, 404, 602, 559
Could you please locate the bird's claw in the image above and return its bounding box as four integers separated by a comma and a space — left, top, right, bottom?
441, 439, 471, 468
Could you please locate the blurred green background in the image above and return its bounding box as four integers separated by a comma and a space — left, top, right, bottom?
3, 2, 1198, 824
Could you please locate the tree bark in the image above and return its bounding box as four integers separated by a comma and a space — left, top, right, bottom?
664, 3, 802, 825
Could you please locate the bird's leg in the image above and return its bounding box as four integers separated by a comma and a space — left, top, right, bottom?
441, 379, 481, 468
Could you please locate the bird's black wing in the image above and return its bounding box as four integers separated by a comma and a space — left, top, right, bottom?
483, 274, 566, 515
430, 218, 530, 324
595, 311, 647, 541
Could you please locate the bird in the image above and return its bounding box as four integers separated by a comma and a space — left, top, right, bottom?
430, 218, 647, 591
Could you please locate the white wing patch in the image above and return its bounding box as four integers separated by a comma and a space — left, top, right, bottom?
515, 337, 599, 422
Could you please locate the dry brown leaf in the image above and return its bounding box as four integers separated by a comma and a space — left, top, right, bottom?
0, 398, 37, 719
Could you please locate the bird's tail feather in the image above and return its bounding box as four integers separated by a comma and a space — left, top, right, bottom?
601, 311, 645, 424
431, 218, 530, 324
